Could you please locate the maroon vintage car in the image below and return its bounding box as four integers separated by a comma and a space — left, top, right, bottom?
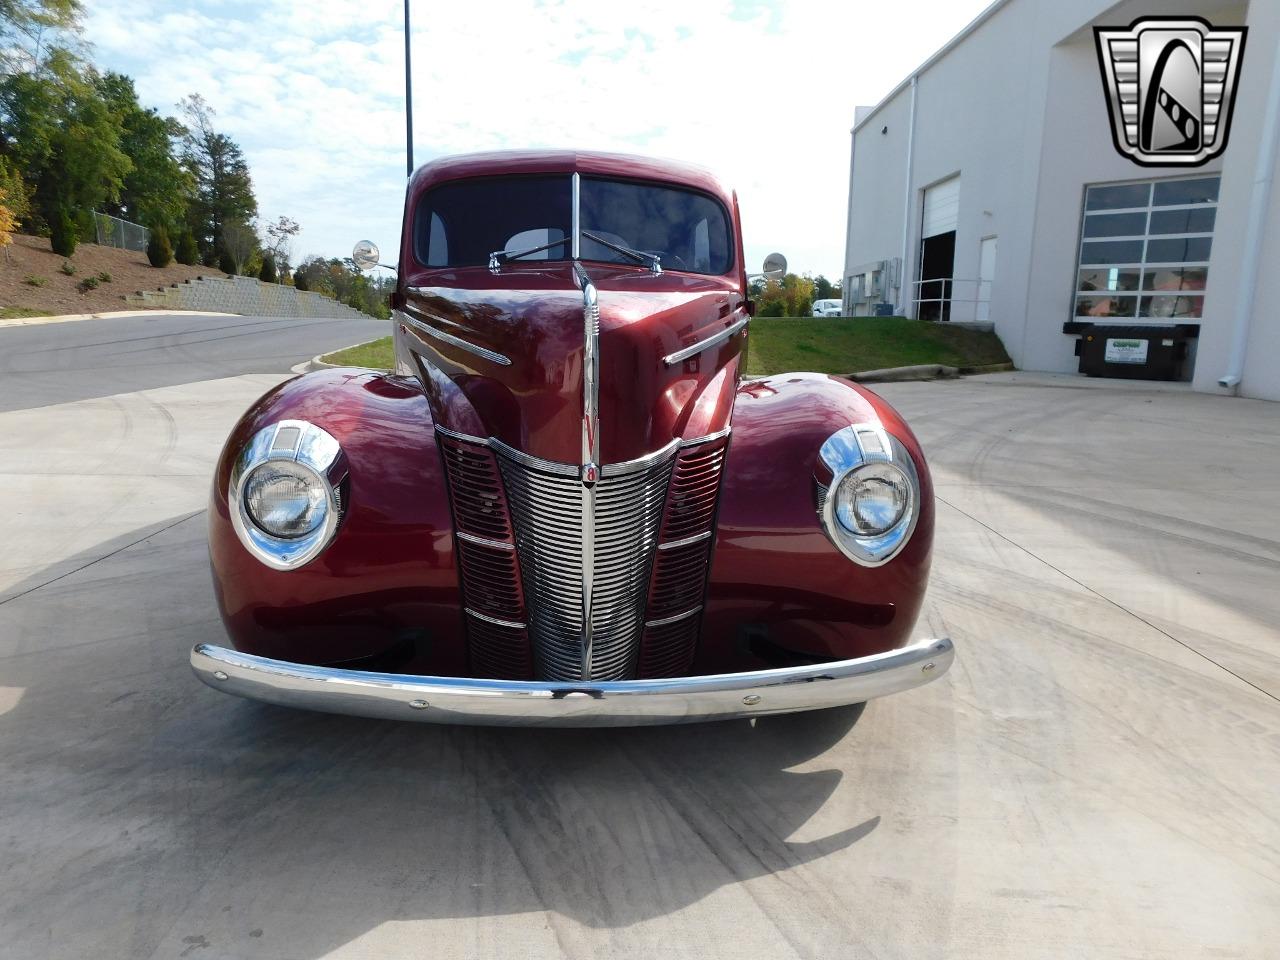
191, 150, 953, 725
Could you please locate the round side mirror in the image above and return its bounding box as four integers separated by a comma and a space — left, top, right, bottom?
763, 252, 788, 279
352, 240, 381, 272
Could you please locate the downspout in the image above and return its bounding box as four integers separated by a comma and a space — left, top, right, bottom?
1219, 30, 1280, 392
899, 76, 919, 317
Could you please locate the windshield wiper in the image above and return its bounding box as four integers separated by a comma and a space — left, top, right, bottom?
488, 238, 568, 271
581, 231, 663, 275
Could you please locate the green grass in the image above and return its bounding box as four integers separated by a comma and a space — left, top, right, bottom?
320, 317, 1012, 377
322, 337, 394, 367
744, 316, 1010, 376
0, 306, 54, 320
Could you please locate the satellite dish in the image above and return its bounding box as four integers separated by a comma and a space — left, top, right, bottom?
352, 240, 381, 272
762, 252, 787, 278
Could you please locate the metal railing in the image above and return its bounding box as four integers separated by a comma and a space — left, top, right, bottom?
93, 212, 150, 253
911, 277, 992, 322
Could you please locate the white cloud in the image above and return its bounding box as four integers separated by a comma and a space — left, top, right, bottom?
84, 0, 990, 278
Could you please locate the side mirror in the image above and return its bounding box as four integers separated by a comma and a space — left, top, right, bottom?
747, 252, 788, 281
352, 240, 381, 272
762, 252, 787, 279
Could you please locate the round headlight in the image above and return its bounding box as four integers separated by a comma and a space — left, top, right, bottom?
833, 462, 910, 537
243, 461, 328, 539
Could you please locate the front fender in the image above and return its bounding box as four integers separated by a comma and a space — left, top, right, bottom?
208, 368, 465, 673
700, 373, 934, 671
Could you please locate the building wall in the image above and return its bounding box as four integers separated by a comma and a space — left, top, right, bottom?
845, 0, 1274, 398
1193, 0, 1280, 400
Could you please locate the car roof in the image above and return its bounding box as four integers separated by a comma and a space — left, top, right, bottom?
407, 149, 736, 210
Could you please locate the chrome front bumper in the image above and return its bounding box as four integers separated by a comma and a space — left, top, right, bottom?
190, 637, 954, 727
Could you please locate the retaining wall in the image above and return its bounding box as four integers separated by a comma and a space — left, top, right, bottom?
126, 274, 370, 319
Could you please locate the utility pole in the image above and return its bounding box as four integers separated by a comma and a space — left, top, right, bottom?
404, 0, 414, 177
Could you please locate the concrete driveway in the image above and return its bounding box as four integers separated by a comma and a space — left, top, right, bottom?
0, 319, 1276, 959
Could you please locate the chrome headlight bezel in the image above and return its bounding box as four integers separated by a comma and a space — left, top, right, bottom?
817, 423, 921, 567
228, 419, 345, 570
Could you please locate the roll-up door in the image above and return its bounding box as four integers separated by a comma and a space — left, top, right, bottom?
922, 176, 960, 238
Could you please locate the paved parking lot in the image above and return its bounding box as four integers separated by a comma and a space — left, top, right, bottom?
1, 316, 1277, 959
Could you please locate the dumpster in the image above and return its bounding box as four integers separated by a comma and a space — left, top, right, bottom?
1064, 323, 1198, 381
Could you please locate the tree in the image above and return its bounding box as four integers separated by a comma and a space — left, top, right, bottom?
146, 222, 172, 267
262, 215, 299, 270
220, 218, 256, 274
95, 73, 190, 231
0, 0, 84, 76
0, 186, 16, 260
813, 275, 837, 301
174, 230, 199, 265
49, 204, 74, 255
178, 94, 256, 262
258, 252, 277, 283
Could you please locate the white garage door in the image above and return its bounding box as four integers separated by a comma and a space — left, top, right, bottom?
922, 176, 961, 238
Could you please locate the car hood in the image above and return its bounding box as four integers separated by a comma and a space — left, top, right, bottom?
399, 264, 747, 465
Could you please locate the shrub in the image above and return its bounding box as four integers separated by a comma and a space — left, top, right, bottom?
175, 231, 199, 265
23, 274, 47, 287
756, 299, 786, 318
50, 207, 77, 257
97, 271, 112, 283
146, 224, 173, 268
218, 249, 236, 275
59, 260, 76, 276
293, 270, 309, 291
258, 253, 278, 283
77, 275, 100, 293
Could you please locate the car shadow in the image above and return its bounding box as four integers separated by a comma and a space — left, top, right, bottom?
0, 513, 878, 958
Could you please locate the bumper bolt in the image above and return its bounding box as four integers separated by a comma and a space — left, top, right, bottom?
742, 694, 761, 706
408, 699, 430, 710
213, 670, 229, 681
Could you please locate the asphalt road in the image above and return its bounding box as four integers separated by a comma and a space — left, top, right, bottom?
1, 316, 1277, 959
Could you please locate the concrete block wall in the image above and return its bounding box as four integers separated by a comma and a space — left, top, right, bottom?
126, 275, 370, 320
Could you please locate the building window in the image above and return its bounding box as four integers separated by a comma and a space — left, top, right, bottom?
1073, 176, 1218, 323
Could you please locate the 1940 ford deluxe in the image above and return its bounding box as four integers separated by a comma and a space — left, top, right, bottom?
191, 150, 954, 725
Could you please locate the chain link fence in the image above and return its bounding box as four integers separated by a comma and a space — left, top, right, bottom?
93, 212, 150, 252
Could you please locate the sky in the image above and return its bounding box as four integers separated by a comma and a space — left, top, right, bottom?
83, 0, 993, 279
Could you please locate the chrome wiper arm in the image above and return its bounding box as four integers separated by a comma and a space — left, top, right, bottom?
580, 231, 662, 275
488, 238, 568, 271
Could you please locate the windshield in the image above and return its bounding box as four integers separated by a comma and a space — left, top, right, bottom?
414, 174, 733, 276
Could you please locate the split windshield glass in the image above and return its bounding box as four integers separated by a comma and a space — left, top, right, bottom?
415, 175, 732, 275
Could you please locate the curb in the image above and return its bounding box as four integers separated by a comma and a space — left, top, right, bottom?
292, 336, 388, 375
0, 308, 237, 328
849, 364, 961, 383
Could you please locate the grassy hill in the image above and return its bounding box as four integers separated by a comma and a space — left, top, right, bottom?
322, 315, 1011, 377
0, 234, 223, 316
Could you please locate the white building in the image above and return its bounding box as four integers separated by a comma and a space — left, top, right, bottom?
843, 0, 1280, 401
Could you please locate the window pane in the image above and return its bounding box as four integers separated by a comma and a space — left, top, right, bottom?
1083, 212, 1147, 238
1140, 295, 1204, 319
1143, 267, 1208, 291
415, 176, 571, 267
580, 178, 733, 275
1078, 268, 1140, 292
1080, 240, 1144, 264
1076, 295, 1137, 318
1153, 177, 1220, 206
1149, 207, 1216, 234
1086, 183, 1151, 210
1146, 237, 1212, 263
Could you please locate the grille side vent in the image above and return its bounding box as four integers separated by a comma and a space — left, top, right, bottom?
638, 436, 729, 678
438, 435, 534, 679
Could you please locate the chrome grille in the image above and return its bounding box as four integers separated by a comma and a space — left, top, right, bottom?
499, 451, 672, 681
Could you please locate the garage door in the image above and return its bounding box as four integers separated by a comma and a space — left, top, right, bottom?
922, 176, 960, 238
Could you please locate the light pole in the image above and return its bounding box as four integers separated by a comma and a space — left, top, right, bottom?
404, 0, 414, 177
